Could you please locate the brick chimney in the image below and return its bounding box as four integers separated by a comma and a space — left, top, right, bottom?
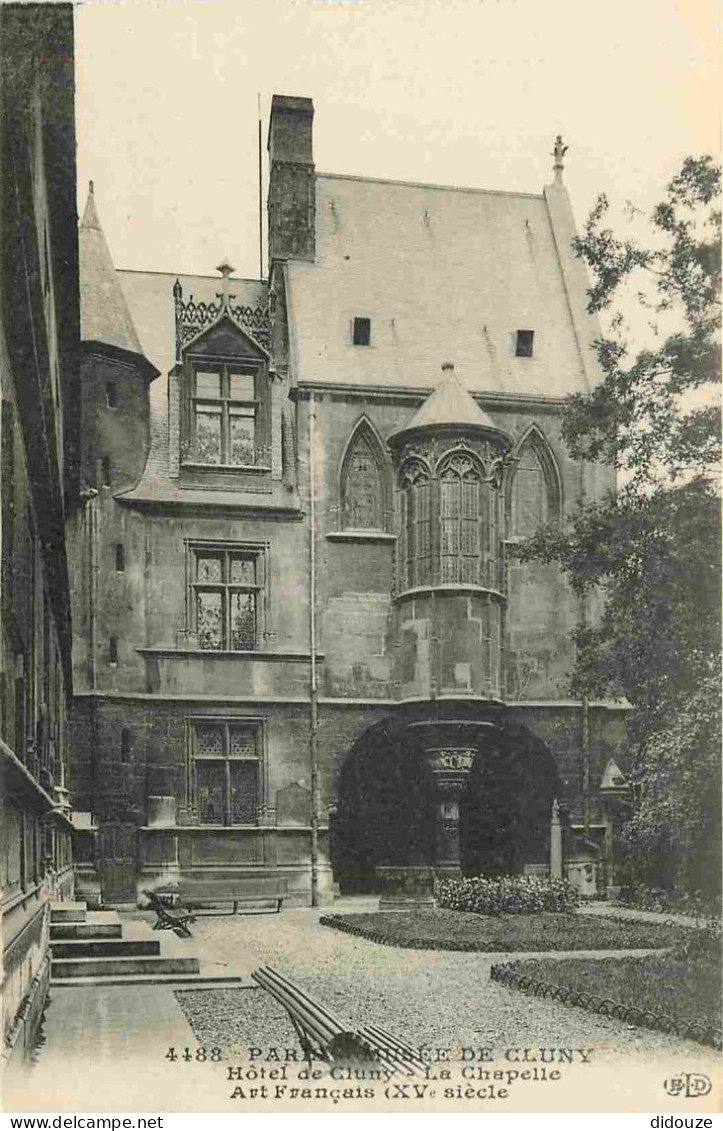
267, 95, 315, 263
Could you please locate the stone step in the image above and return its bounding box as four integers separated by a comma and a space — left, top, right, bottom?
50, 901, 88, 923
51, 954, 200, 979
51, 938, 161, 959
50, 911, 122, 940
50, 971, 252, 988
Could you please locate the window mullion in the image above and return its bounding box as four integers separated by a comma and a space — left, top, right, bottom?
222, 402, 230, 464
224, 758, 231, 825
224, 587, 231, 650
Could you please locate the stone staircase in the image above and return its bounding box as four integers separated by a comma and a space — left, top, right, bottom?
49, 902, 249, 987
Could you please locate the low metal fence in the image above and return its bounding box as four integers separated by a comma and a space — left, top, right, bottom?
490, 962, 722, 1050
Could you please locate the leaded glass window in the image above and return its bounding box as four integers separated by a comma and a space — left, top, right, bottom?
193, 721, 259, 825
512, 445, 548, 538
439, 455, 481, 584
401, 460, 431, 589
191, 365, 259, 466
191, 546, 261, 650
342, 433, 383, 530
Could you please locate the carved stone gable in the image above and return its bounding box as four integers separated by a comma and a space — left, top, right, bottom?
186, 315, 268, 363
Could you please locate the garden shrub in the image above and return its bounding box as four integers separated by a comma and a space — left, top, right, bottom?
671, 918, 722, 963
615, 884, 722, 920
436, 874, 580, 915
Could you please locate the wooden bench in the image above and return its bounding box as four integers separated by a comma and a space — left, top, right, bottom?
251, 965, 428, 1076
143, 889, 196, 938
179, 878, 286, 915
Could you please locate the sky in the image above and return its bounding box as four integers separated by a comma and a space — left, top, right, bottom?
75, 0, 720, 282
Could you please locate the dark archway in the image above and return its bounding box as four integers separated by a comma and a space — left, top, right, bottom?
459, 725, 558, 876
332, 712, 559, 893
332, 717, 434, 894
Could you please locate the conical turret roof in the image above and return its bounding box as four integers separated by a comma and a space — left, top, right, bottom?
79, 182, 146, 361
388, 363, 508, 443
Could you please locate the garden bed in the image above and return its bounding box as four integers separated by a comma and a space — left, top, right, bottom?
491, 953, 722, 1049
319, 910, 683, 952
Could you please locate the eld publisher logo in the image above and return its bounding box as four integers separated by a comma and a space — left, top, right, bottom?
664, 1073, 712, 1099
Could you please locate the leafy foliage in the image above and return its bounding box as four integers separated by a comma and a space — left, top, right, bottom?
519, 157, 721, 898
618, 674, 721, 896
563, 155, 721, 487
436, 874, 579, 915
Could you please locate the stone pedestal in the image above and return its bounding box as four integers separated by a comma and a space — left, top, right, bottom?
426, 747, 476, 877
377, 865, 436, 908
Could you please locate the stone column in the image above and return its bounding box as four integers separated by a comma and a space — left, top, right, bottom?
550, 798, 563, 879
425, 748, 476, 880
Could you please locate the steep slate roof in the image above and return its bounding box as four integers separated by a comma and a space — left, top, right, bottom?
96, 159, 600, 504
79, 184, 145, 358
392, 362, 503, 438
286, 173, 601, 396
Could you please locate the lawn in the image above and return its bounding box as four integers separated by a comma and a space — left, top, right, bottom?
506, 953, 722, 1044
320, 909, 684, 952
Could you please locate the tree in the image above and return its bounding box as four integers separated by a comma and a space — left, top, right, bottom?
520, 156, 721, 898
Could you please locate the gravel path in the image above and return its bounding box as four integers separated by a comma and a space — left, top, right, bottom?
174, 903, 705, 1061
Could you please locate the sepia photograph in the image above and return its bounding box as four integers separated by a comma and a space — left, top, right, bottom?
0, 0, 720, 1118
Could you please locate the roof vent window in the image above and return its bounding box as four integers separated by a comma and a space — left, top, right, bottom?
352, 317, 371, 346
515, 329, 534, 358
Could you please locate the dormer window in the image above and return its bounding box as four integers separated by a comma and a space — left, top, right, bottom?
515, 329, 534, 358
177, 290, 272, 482
352, 317, 371, 346
191, 364, 259, 467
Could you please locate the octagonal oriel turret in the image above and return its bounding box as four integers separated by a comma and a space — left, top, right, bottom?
387, 362, 512, 703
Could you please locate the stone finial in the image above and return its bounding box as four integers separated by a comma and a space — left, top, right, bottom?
89, 179, 94, 196
552, 135, 568, 185
216, 259, 235, 309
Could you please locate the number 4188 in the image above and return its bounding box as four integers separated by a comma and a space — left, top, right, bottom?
166, 1047, 222, 1062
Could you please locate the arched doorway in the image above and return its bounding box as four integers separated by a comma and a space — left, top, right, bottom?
332, 712, 558, 893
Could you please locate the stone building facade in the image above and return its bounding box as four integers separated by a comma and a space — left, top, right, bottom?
68, 95, 630, 909
0, 3, 80, 1075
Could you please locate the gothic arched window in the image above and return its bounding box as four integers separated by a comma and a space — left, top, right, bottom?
439, 454, 482, 584
341, 431, 384, 531
509, 428, 561, 539
401, 460, 431, 588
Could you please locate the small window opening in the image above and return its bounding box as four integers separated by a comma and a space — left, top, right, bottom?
115, 543, 125, 572
120, 727, 131, 762
101, 457, 111, 486
352, 317, 371, 346
109, 636, 118, 665
106, 381, 117, 408
515, 329, 535, 358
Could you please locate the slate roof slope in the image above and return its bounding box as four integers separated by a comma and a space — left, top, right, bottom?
395, 362, 500, 434
79, 185, 145, 357
286, 173, 599, 397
